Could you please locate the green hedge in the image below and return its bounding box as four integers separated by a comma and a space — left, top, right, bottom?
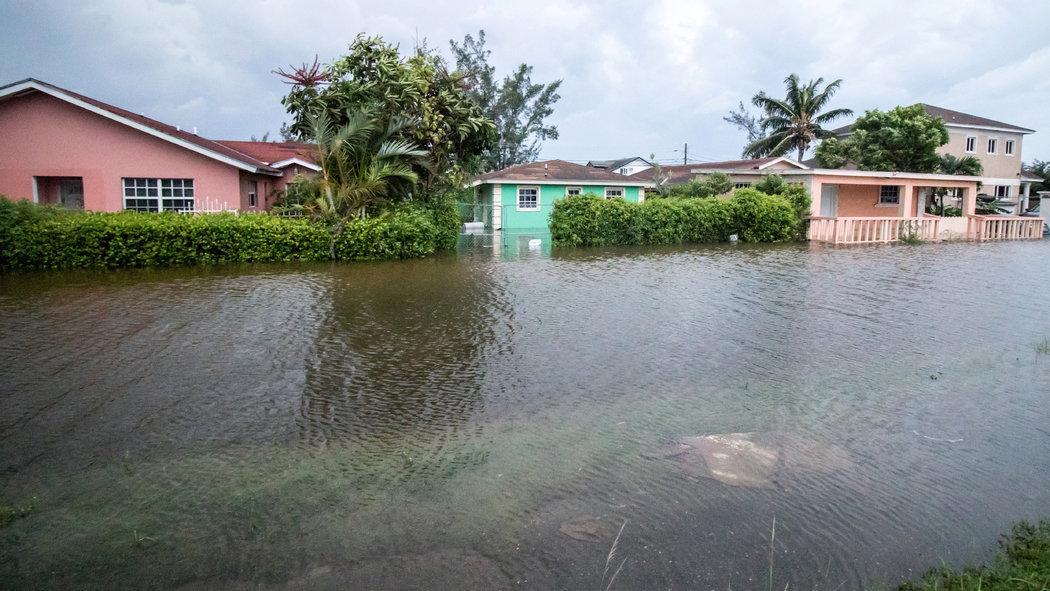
0, 199, 458, 271
549, 189, 799, 247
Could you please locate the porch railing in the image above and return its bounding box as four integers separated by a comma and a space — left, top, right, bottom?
808, 216, 940, 244
966, 215, 1044, 241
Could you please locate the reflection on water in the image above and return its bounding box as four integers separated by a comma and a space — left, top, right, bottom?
1, 240, 1049, 589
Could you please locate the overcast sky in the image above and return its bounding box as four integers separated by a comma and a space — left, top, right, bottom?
3, 0, 1049, 165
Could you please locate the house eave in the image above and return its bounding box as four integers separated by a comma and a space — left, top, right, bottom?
471, 178, 654, 188
270, 157, 321, 171
784, 168, 985, 182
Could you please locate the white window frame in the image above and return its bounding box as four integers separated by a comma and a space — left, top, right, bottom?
248, 180, 258, 208
1004, 139, 1014, 156
517, 186, 540, 211
123, 178, 195, 212
604, 187, 625, 199
565, 186, 584, 197
965, 136, 977, 153
987, 137, 998, 155
994, 185, 1009, 198
877, 185, 900, 207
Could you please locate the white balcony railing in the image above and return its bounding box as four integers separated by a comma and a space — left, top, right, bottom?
966, 215, 1044, 241
808, 216, 940, 244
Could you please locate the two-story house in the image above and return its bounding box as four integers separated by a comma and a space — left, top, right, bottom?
586, 156, 653, 176
833, 104, 1038, 213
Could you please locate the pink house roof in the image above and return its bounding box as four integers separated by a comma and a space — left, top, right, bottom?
0, 78, 282, 175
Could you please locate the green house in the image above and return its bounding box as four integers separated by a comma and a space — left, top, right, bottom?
471, 160, 653, 231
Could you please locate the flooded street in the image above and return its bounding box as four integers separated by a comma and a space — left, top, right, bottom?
2, 239, 1049, 589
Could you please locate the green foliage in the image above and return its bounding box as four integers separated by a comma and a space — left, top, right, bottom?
753, 175, 812, 239
898, 520, 1050, 590
1024, 159, 1050, 195
290, 109, 425, 225
814, 137, 858, 168
753, 174, 786, 195
819, 104, 949, 172
665, 172, 734, 199
976, 194, 1012, 215
0, 200, 458, 271
549, 191, 796, 247
450, 30, 562, 171
278, 34, 496, 197
729, 189, 799, 242
745, 74, 853, 161
938, 154, 984, 176
724, 101, 767, 157
899, 221, 925, 245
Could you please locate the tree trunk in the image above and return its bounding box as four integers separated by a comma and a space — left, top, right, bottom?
328, 219, 347, 260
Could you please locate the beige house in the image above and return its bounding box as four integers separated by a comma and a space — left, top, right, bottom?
832, 104, 1037, 212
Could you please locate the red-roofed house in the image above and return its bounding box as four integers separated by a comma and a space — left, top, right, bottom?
0, 79, 317, 212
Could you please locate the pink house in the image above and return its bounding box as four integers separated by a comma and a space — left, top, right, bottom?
0, 79, 319, 213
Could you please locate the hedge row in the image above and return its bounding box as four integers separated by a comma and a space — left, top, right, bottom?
0, 198, 458, 271
549, 189, 800, 247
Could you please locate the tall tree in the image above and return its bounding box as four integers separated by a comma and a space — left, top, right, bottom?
723, 101, 766, 157
1025, 160, 1050, 195
450, 30, 562, 171
745, 74, 853, 161
816, 105, 949, 173
276, 36, 496, 197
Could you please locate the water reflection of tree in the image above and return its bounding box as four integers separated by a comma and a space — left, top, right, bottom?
298, 256, 505, 454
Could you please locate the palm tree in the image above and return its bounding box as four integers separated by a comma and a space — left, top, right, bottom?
300, 110, 426, 221
745, 75, 853, 161
938, 154, 984, 176
288, 110, 426, 256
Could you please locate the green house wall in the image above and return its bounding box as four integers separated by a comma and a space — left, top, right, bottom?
486, 183, 643, 230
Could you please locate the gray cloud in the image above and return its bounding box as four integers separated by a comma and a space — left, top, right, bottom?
3, 0, 1048, 164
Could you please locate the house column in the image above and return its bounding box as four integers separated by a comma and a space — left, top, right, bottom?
492, 184, 503, 231
1022, 182, 1031, 213
961, 186, 976, 216
898, 183, 916, 218
809, 178, 823, 217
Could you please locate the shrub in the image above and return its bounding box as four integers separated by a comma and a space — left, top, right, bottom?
752, 175, 812, 239
333, 208, 440, 260
0, 198, 454, 271
550, 191, 796, 247
664, 172, 734, 199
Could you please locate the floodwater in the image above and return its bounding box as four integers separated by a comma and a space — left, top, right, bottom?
1, 237, 1049, 590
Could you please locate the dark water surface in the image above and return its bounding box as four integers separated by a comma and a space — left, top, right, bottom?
2, 239, 1049, 589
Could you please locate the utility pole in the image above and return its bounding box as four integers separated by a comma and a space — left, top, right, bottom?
683, 142, 688, 165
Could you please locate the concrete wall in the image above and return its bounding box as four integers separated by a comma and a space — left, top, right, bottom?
834, 184, 894, 217
0, 92, 247, 211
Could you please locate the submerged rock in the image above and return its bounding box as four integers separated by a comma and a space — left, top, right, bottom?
643, 432, 852, 488
559, 516, 614, 542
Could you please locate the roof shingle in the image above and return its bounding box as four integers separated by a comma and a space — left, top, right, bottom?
476, 160, 650, 183
832, 103, 1035, 135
